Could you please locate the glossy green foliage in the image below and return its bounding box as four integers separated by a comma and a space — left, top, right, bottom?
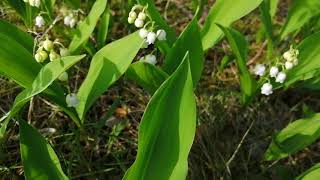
296, 163, 320, 180
0, 55, 85, 138
285, 32, 320, 87
201, 0, 263, 50
218, 25, 257, 104
19, 120, 68, 179
69, 0, 108, 53
162, 19, 204, 87
0, 19, 34, 52
280, 0, 320, 39
264, 113, 320, 161
126, 61, 169, 94
124, 53, 196, 180
76, 32, 144, 121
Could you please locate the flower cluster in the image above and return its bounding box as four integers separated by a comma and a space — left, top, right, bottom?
253, 46, 299, 96
23, 0, 40, 8
34, 38, 70, 63
64, 13, 77, 28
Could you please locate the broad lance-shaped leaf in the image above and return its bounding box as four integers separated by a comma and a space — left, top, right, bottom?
125, 61, 169, 94
69, 0, 108, 53
264, 113, 320, 161
123, 53, 196, 180
76, 32, 144, 121
201, 0, 263, 50
0, 55, 85, 138
19, 120, 68, 179
97, 7, 111, 49
0, 33, 82, 128
296, 163, 320, 180
285, 31, 320, 87
217, 25, 257, 104
0, 19, 34, 52
162, 18, 204, 87
280, 0, 320, 39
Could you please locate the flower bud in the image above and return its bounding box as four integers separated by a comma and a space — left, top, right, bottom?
138, 12, 146, 20
128, 17, 135, 24
59, 48, 70, 57
58, 72, 68, 81
34, 53, 43, 63
34, 0, 40, 7
66, 93, 80, 107
261, 83, 273, 96
134, 18, 144, 28
38, 51, 48, 61
35, 15, 45, 28
43, 39, 54, 51
129, 11, 137, 19
144, 54, 157, 65
139, 28, 148, 39
156, 29, 166, 41
146, 32, 156, 44
275, 72, 286, 83
69, 18, 77, 28
269, 66, 279, 78
285, 61, 294, 70
49, 51, 60, 61
283, 51, 293, 62
29, 0, 35, 6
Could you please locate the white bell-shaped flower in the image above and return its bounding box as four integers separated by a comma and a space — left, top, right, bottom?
146, 32, 156, 45
128, 17, 135, 24
261, 83, 273, 96
64, 15, 72, 26
141, 54, 157, 65
275, 72, 286, 83
129, 11, 137, 19
138, 12, 146, 20
29, 0, 35, 6
269, 66, 279, 78
134, 18, 144, 28
69, 18, 77, 28
66, 93, 80, 107
139, 28, 149, 39
35, 15, 45, 27
285, 61, 294, 70
58, 72, 68, 81
253, 64, 266, 76
34, 0, 40, 7
156, 29, 166, 41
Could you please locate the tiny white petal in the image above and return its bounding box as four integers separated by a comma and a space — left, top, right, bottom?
269, 66, 279, 78
139, 28, 148, 39
69, 18, 77, 28
146, 32, 156, 45
134, 18, 144, 28
253, 64, 266, 76
143, 54, 157, 65
34, 0, 40, 7
66, 93, 80, 107
35, 15, 45, 27
64, 16, 72, 26
261, 83, 273, 96
285, 61, 294, 70
156, 29, 166, 41
275, 72, 286, 83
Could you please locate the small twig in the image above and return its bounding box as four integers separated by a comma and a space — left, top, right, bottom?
27, 97, 34, 123
164, 0, 171, 20
247, 40, 268, 66
225, 119, 255, 176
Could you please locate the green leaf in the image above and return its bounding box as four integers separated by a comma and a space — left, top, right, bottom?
0, 19, 34, 52
270, 0, 279, 17
19, 119, 68, 179
125, 61, 169, 94
97, 7, 111, 49
6, 0, 38, 27
42, 0, 55, 19
0, 55, 85, 138
162, 19, 204, 87
296, 163, 320, 180
69, 0, 108, 53
217, 25, 257, 104
201, 0, 263, 50
264, 113, 320, 161
259, 0, 273, 40
280, 0, 320, 39
285, 32, 320, 87
76, 32, 144, 121
123, 53, 196, 180
65, 0, 81, 9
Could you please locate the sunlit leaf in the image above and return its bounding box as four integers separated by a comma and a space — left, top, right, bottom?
76, 32, 144, 121
264, 113, 320, 161
19, 119, 68, 180
296, 163, 320, 180
69, 0, 108, 53
124, 53, 196, 180
201, 0, 263, 50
